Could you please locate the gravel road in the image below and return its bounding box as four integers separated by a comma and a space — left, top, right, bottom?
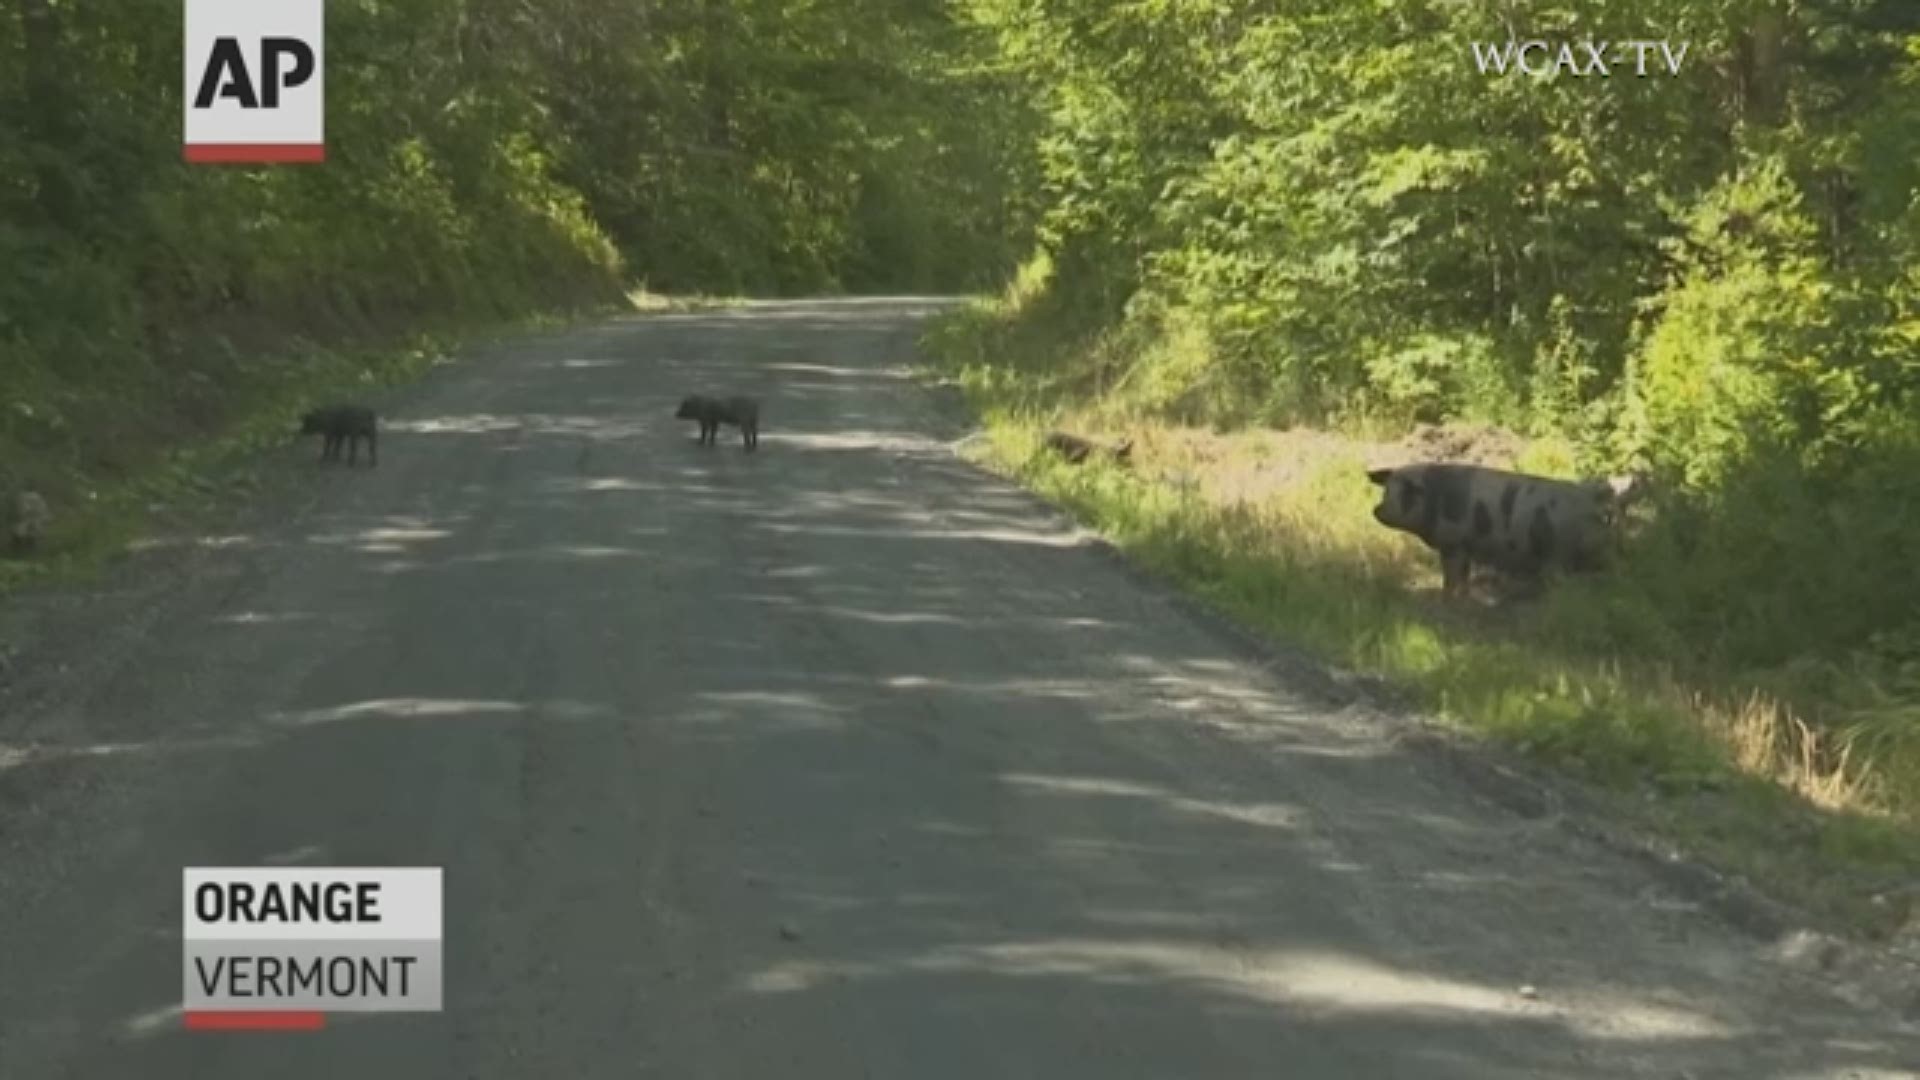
0, 298, 1913, 1078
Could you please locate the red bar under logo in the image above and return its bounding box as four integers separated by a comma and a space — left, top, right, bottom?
182, 143, 326, 164
184, 1010, 327, 1031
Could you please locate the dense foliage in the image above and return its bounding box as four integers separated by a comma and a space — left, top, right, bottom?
955, 0, 1920, 774
0, 0, 1033, 500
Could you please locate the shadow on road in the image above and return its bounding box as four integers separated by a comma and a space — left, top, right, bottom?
0, 299, 1910, 1079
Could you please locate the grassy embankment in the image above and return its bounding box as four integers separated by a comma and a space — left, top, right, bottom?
923, 269, 1920, 941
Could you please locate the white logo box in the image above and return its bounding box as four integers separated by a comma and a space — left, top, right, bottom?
183, 0, 325, 157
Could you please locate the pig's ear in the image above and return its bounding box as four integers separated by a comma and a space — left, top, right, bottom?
1366, 467, 1394, 486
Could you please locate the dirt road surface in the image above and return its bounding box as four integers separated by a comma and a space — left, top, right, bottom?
1, 299, 1913, 1078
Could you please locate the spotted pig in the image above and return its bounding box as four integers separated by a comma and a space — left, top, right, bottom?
1366, 463, 1639, 596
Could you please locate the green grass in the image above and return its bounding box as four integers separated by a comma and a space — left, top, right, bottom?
930, 298, 1920, 940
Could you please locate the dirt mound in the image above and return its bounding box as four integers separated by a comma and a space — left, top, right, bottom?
1127, 423, 1532, 509
1397, 423, 1528, 469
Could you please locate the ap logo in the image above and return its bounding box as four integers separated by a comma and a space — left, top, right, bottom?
184, 0, 325, 163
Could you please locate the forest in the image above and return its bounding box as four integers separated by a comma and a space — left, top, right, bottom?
927, 0, 1920, 928
0, 0, 1034, 535
3, 0, 1918, 928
